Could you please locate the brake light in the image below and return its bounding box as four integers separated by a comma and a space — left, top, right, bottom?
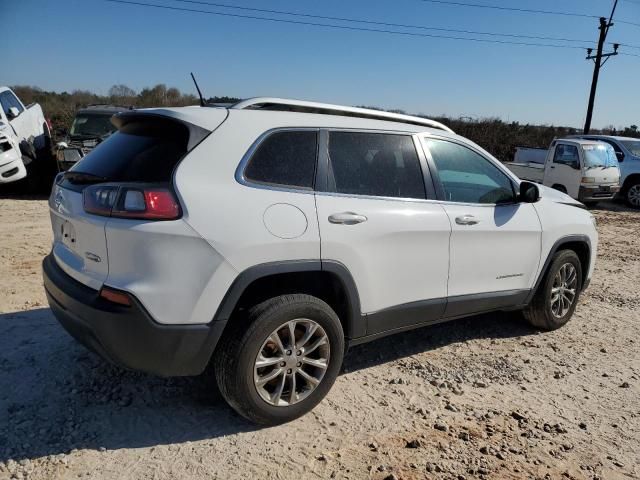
100, 286, 131, 306
83, 184, 180, 220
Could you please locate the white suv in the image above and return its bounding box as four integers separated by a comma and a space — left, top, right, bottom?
43, 98, 598, 425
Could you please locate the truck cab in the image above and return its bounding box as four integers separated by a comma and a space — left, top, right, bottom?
507, 139, 620, 206
0, 86, 52, 185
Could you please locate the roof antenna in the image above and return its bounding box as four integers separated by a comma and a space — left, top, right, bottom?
190, 72, 206, 107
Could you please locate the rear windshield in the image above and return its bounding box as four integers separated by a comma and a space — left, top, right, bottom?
68, 118, 189, 183
70, 114, 117, 138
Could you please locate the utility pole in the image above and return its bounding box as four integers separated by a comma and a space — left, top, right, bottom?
583, 0, 619, 134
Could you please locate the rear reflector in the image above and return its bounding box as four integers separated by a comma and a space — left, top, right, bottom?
100, 286, 132, 306
83, 184, 180, 220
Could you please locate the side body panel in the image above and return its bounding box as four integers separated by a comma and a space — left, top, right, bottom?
315, 194, 451, 315
533, 186, 598, 283
103, 218, 237, 326
505, 162, 545, 183
174, 111, 324, 325
439, 202, 542, 297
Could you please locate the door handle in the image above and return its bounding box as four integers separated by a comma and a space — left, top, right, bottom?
455, 214, 479, 226
550, 165, 556, 169
328, 212, 368, 225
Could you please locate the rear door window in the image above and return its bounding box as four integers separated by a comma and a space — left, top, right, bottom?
326, 132, 426, 199
243, 130, 318, 189
68, 118, 189, 183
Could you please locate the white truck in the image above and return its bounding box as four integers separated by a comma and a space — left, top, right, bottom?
506, 139, 621, 206
0, 86, 51, 184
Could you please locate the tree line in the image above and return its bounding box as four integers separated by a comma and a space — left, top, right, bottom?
10, 85, 639, 163
10, 84, 240, 137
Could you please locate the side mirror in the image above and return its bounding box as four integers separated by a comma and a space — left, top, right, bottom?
7, 107, 20, 119
615, 151, 624, 162
519, 181, 540, 203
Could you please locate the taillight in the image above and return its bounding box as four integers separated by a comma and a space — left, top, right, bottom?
83, 185, 119, 216
83, 184, 180, 220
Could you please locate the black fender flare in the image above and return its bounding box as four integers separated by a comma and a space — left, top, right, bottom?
525, 234, 592, 304
212, 260, 364, 338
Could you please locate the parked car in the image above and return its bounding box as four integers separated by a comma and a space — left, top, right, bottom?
0, 86, 51, 184
43, 98, 598, 425
56, 105, 127, 171
567, 134, 640, 208
0, 128, 25, 184
506, 139, 620, 207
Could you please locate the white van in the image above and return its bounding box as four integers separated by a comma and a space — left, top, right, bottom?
507, 139, 620, 206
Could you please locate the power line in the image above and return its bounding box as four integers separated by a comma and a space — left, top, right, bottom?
412, 0, 640, 28
169, 0, 640, 50
103, 0, 596, 50
169, 0, 600, 45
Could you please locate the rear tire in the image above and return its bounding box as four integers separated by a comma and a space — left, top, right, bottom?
214, 294, 344, 425
523, 250, 582, 331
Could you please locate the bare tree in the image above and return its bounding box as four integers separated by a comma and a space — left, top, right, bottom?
108, 84, 137, 99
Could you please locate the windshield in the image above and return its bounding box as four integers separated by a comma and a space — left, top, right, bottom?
582, 143, 618, 169
621, 140, 640, 157
70, 114, 117, 138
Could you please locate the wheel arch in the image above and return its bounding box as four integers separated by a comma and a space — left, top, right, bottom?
621, 173, 640, 192
213, 260, 363, 339
526, 235, 592, 304
551, 184, 567, 193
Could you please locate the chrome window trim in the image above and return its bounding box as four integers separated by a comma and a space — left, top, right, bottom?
234, 126, 520, 207
323, 129, 430, 201
236, 127, 431, 197
235, 127, 320, 195
419, 133, 521, 207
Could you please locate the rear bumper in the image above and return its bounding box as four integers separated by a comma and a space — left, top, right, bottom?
42, 254, 225, 376
579, 184, 620, 202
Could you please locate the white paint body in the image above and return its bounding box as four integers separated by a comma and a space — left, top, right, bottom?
48, 100, 599, 326
0, 87, 48, 184
0, 130, 25, 183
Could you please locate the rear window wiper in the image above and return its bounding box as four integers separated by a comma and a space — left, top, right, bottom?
63, 171, 108, 184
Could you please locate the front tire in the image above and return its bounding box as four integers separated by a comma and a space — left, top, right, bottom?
624, 180, 640, 209
214, 294, 344, 425
523, 250, 582, 331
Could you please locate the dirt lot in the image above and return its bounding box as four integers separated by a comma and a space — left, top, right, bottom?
0, 197, 638, 480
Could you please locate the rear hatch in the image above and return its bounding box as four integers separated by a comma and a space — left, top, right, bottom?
49, 109, 222, 290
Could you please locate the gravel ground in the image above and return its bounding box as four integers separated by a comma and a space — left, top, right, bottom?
0, 197, 638, 480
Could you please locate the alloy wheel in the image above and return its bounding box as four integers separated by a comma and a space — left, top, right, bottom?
253, 319, 330, 406
550, 263, 578, 318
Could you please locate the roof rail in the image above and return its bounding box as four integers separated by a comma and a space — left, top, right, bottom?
231, 97, 454, 133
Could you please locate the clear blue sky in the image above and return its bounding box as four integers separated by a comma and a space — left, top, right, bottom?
4, 0, 640, 128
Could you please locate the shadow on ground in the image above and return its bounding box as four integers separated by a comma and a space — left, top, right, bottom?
0, 306, 536, 462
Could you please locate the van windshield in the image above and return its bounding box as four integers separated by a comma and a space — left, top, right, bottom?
582, 144, 618, 169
